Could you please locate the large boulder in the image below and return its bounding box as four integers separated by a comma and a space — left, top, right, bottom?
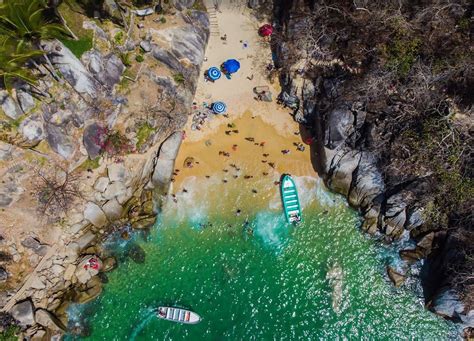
387, 266, 406, 287
347, 152, 384, 210
45, 123, 75, 159
44, 40, 99, 98
173, 0, 195, 10
10, 299, 35, 327
83, 202, 107, 227
35, 309, 66, 331
152, 131, 183, 188
16, 90, 35, 113
0, 91, 22, 119
83, 122, 105, 159
325, 107, 354, 149
83, 51, 125, 89
21, 236, 48, 256
19, 115, 45, 144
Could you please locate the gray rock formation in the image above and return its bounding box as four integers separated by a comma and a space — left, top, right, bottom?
35, 309, 66, 331
10, 299, 35, 327
16, 90, 36, 113
82, 50, 125, 89
152, 131, 183, 190
44, 40, 99, 98
83, 123, 105, 159
19, 115, 45, 144
0, 91, 22, 119
21, 236, 48, 256
0, 266, 7, 282
45, 123, 75, 159
173, 0, 195, 10
83, 202, 107, 227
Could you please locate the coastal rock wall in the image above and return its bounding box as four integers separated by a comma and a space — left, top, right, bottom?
0, 6, 209, 338
271, 0, 473, 332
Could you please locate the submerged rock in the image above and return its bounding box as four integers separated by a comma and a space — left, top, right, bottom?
326, 263, 343, 314
127, 244, 146, 263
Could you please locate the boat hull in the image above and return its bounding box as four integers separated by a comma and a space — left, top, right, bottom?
280, 174, 302, 224
156, 307, 201, 325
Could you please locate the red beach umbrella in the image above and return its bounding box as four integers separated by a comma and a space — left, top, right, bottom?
259, 24, 273, 37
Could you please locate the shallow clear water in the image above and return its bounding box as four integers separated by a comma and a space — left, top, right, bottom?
67, 177, 457, 340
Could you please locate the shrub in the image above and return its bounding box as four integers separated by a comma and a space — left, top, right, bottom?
114, 31, 125, 45
136, 122, 155, 149
135, 54, 144, 63
173, 73, 185, 84
93, 126, 134, 157
34, 166, 82, 217
120, 52, 132, 67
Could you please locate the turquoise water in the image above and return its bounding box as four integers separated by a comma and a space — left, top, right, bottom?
67, 177, 457, 340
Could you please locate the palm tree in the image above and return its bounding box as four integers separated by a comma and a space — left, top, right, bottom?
0, 46, 44, 94
0, 0, 73, 80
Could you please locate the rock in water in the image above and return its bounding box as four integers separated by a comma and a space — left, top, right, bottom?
326, 263, 343, 314
127, 244, 146, 263
10, 299, 35, 327
387, 266, 406, 287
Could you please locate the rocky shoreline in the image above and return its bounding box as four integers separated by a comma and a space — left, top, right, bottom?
0, 2, 209, 338
266, 0, 473, 333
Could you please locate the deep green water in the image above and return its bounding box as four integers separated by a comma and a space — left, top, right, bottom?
67, 177, 457, 340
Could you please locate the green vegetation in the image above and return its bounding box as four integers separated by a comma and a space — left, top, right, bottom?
0, 325, 20, 341
386, 36, 421, 76
0, 0, 74, 94
77, 156, 101, 171
136, 122, 155, 149
173, 73, 185, 84
191, 0, 207, 11
119, 52, 132, 67
114, 31, 125, 45
62, 36, 93, 58
160, 17, 167, 24
135, 54, 144, 63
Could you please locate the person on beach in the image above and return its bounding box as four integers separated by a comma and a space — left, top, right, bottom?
232, 144, 238, 151
282, 149, 290, 154
263, 153, 269, 157
260, 142, 266, 147
268, 162, 275, 168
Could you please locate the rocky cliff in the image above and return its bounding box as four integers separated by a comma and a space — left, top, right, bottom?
269, 0, 473, 334
0, 1, 209, 338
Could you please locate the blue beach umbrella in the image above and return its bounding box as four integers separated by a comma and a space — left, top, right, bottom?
222, 59, 240, 74
207, 67, 221, 81
212, 101, 227, 114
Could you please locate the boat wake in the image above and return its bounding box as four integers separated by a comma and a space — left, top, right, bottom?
129, 308, 156, 341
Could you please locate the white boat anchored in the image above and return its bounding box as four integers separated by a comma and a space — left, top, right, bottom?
156, 307, 201, 324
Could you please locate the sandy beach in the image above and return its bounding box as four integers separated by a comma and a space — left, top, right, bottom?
172, 2, 316, 203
